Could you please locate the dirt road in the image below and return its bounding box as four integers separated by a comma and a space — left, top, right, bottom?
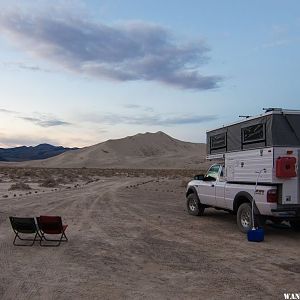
0, 177, 299, 299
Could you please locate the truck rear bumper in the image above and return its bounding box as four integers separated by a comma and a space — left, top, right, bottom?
271, 205, 300, 219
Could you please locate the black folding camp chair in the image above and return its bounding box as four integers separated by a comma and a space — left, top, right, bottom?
9, 216, 42, 246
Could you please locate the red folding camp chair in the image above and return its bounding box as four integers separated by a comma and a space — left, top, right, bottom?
37, 216, 68, 247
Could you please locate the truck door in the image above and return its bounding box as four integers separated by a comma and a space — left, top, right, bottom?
197, 181, 216, 205
196, 165, 220, 206
215, 167, 226, 208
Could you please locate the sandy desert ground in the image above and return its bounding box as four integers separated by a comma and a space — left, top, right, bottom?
0, 168, 299, 299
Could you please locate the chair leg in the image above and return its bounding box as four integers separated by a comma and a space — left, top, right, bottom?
62, 231, 68, 241
39, 232, 67, 247
41, 233, 67, 242
13, 232, 41, 246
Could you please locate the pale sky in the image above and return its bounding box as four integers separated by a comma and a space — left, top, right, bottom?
0, 0, 299, 147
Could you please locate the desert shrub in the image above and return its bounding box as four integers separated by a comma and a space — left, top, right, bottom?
39, 177, 58, 188
9, 173, 16, 180
11, 169, 35, 180
60, 170, 77, 182
15, 169, 25, 178
82, 175, 93, 182
23, 170, 36, 177
56, 177, 68, 184
39, 170, 52, 180
9, 182, 32, 190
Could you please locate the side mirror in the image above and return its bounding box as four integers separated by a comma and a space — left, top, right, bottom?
194, 174, 204, 180
203, 175, 216, 182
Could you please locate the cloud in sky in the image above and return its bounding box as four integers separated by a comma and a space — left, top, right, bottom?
79, 112, 217, 126
0, 10, 222, 90
1, 61, 51, 73
123, 104, 154, 112
123, 104, 142, 109
258, 24, 298, 49
0, 108, 17, 114
19, 116, 71, 127
0, 107, 70, 127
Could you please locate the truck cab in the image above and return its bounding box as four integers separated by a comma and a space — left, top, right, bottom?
192, 164, 225, 208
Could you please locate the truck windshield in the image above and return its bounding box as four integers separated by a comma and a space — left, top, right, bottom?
205, 165, 221, 180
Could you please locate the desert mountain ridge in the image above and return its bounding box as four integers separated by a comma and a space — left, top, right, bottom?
0, 143, 78, 162
3, 131, 209, 169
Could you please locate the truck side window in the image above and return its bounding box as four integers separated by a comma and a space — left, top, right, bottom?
205, 165, 221, 181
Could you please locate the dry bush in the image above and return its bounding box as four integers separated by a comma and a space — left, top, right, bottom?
22, 169, 36, 177
39, 169, 52, 180
9, 182, 32, 190
9, 173, 16, 180
14, 169, 23, 179
82, 176, 93, 182
39, 177, 58, 188
60, 169, 78, 182
56, 177, 68, 184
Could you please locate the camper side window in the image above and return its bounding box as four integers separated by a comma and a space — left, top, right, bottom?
242, 124, 265, 144
210, 133, 227, 150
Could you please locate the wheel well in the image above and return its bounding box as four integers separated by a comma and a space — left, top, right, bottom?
186, 187, 197, 198
233, 193, 252, 213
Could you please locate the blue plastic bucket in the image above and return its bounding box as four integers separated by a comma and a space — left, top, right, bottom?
247, 228, 264, 242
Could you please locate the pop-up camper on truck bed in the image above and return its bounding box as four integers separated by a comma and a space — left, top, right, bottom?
186, 108, 300, 233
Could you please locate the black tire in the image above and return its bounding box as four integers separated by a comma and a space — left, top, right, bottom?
186, 193, 205, 216
237, 202, 265, 233
237, 203, 253, 233
290, 220, 300, 231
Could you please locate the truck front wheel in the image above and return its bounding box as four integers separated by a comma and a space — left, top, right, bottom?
186, 193, 205, 216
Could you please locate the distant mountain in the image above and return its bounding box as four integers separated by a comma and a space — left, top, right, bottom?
0, 143, 78, 162
0, 155, 7, 162
14, 131, 209, 169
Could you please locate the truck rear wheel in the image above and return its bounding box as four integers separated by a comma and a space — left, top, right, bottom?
237, 202, 265, 233
186, 193, 205, 216
237, 203, 253, 233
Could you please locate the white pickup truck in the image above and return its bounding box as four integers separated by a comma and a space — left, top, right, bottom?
186, 109, 300, 233
186, 163, 300, 233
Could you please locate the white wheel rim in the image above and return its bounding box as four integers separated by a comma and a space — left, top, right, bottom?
189, 199, 196, 211
241, 210, 251, 228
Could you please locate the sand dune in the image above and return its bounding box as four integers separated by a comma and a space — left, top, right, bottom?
14, 131, 208, 169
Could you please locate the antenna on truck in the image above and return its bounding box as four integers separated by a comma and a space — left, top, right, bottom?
263, 107, 282, 112
239, 115, 251, 118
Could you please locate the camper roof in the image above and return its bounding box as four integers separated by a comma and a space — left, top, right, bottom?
207, 108, 300, 133
206, 108, 300, 156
